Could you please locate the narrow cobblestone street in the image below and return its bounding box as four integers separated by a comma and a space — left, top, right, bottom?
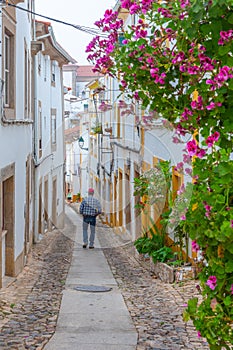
0, 206, 210, 349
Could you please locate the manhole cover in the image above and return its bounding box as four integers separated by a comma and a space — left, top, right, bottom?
74, 285, 112, 293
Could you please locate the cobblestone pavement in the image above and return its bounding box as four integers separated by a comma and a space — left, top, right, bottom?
0, 206, 210, 349
95, 221, 210, 350
0, 215, 76, 350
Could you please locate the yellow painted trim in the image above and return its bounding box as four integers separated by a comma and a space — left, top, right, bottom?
153, 156, 158, 167
88, 81, 100, 90
172, 166, 184, 201
166, 236, 194, 263
141, 160, 150, 172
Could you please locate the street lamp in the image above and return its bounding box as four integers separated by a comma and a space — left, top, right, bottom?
78, 136, 88, 151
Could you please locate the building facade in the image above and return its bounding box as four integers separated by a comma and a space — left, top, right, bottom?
0, 0, 34, 286
0, 1, 74, 288
85, 1, 193, 258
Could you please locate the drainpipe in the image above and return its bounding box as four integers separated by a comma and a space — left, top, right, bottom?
0, 1, 6, 119
32, 7, 39, 243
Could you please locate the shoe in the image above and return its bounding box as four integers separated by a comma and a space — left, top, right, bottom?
89, 246, 94, 249
83, 244, 87, 248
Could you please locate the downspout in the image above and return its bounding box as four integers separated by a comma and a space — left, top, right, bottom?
0, 4, 3, 117
0, 2, 6, 122
32, 12, 39, 243
60, 66, 65, 228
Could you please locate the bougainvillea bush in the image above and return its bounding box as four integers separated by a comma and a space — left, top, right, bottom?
87, 0, 233, 348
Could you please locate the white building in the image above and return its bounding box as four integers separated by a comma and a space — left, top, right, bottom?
0, 0, 34, 286
33, 20, 75, 238
0, 1, 75, 288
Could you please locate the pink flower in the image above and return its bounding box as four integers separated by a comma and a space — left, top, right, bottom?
129, 3, 140, 14
179, 0, 190, 8
135, 29, 147, 39
121, 80, 127, 88
205, 131, 220, 147
213, 131, 220, 141
205, 135, 215, 147
183, 153, 192, 164
158, 7, 172, 18
187, 65, 199, 75
192, 240, 200, 252
206, 101, 216, 110
190, 95, 204, 110
186, 139, 198, 156
150, 68, 159, 78
134, 91, 140, 100
121, 0, 132, 9
231, 284, 233, 294
180, 214, 186, 221
181, 108, 193, 121
172, 51, 185, 64
204, 204, 212, 218
196, 148, 206, 158
206, 276, 217, 290
230, 220, 233, 228
197, 331, 202, 338
174, 162, 184, 172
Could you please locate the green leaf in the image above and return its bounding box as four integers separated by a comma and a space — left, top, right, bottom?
223, 296, 232, 306
228, 79, 233, 91
226, 244, 233, 254
187, 298, 198, 314
228, 12, 233, 24
215, 194, 225, 204
183, 310, 190, 322
218, 45, 231, 56
225, 260, 233, 273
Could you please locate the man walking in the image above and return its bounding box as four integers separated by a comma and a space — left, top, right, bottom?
79, 188, 102, 249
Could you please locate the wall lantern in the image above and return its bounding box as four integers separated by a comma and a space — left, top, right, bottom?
78, 136, 88, 151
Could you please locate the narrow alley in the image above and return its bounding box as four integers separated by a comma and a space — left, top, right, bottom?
0, 205, 209, 350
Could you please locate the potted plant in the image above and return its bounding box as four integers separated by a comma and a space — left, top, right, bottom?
91, 122, 102, 134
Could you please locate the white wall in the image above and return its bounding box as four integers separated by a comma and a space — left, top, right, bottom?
3, 4, 34, 259
35, 52, 65, 234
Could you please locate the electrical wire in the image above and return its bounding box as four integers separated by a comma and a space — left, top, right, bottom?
7, 2, 109, 38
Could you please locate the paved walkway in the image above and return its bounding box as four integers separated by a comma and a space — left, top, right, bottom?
0, 204, 210, 349
44, 205, 137, 350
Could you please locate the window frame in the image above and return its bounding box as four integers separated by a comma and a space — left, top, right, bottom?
51, 108, 57, 151
4, 33, 10, 107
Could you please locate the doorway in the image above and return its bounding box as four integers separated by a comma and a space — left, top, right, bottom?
3, 176, 15, 277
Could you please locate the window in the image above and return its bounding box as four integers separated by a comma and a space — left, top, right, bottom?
51, 110, 57, 147
38, 53, 41, 75
44, 56, 48, 81
51, 61, 56, 84
4, 33, 10, 106
24, 46, 29, 118
38, 102, 42, 158
3, 8, 16, 119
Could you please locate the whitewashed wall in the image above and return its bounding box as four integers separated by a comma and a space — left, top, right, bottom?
35, 52, 65, 235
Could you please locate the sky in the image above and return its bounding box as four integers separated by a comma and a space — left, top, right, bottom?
35, 0, 116, 64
